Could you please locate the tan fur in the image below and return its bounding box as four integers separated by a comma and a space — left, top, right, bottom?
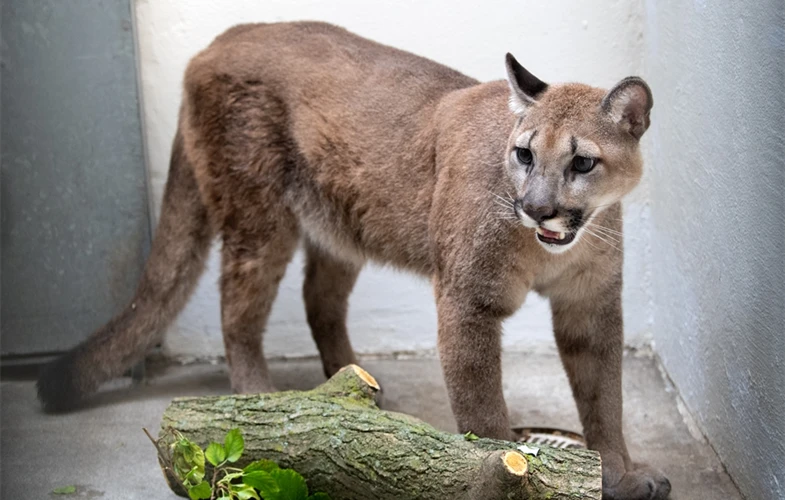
38, 22, 668, 499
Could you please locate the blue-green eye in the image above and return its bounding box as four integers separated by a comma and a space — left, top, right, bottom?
516, 148, 533, 165
572, 156, 596, 173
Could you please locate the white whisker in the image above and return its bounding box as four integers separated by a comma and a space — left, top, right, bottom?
585, 223, 623, 240
487, 189, 515, 208
586, 201, 621, 211
585, 215, 625, 233
493, 201, 514, 213
579, 234, 605, 253
594, 228, 624, 240
583, 227, 622, 252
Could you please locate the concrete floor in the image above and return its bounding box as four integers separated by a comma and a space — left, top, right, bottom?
1, 353, 742, 499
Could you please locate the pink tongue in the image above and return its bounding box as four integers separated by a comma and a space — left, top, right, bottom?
540, 228, 560, 238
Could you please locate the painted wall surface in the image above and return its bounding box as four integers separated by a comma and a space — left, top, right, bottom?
133, 0, 651, 360
644, 0, 785, 498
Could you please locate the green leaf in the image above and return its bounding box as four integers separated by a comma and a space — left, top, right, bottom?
51, 485, 76, 495
269, 469, 309, 500
308, 493, 331, 500
463, 431, 479, 441
185, 465, 205, 486
217, 471, 243, 485
172, 439, 205, 483
205, 442, 227, 467
233, 484, 261, 500
188, 481, 212, 500
224, 428, 245, 463
243, 470, 279, 497
243, 459, 280, 474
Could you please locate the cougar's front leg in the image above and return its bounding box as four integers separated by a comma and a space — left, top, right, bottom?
551, 286, 671, 500
435, 293, 512, 440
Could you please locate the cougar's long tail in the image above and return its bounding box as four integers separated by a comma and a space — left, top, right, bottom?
37, 128, 214, 412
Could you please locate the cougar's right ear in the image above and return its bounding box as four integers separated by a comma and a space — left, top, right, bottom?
601, 77, 653, 140
505, 53, 548, 115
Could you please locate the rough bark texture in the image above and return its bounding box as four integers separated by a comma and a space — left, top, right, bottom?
159, 365, 601, 499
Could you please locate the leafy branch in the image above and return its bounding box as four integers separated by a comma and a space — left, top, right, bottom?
145, 427, 329, 500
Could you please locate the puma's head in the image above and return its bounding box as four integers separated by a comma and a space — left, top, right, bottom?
503, 53, 653, 254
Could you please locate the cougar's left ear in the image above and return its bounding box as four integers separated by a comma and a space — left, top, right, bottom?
505, 53, 548, 115
601, 77, 653, 140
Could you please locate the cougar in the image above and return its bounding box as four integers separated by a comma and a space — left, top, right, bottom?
38, 22, 669, 499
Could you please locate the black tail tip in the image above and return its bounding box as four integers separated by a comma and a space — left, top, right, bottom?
36, 353, 85, 413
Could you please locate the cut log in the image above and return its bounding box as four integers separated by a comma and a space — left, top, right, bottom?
158, 365, 601, 499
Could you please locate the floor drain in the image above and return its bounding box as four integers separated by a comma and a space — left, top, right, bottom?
514, 427, 587, 449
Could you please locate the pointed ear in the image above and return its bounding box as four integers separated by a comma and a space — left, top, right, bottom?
601, 77, 653, 140
505, 53, 548, 114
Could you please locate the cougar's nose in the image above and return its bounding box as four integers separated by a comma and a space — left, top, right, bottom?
522, 203, 557, 223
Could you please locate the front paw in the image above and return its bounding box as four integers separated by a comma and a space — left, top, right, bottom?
604, 464, 671, 500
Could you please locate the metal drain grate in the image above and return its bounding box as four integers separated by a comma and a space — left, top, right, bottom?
514, 427, 587, 449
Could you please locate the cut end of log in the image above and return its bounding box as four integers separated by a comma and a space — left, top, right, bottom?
502, 451, 528, 477
341, 364, 380, 391
315, 364, 381, 404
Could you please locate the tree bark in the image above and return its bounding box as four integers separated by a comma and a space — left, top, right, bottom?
158, 365, 601, 499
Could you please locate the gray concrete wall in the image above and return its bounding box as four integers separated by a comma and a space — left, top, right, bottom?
643, 1, 785, 498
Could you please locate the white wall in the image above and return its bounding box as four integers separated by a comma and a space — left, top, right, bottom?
643, 1, 785, 498
133, 0, 650, 360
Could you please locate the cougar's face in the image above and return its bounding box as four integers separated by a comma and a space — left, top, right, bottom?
504, 84, 646, 254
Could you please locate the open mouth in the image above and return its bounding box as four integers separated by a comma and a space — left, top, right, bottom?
535, 226, 576, 246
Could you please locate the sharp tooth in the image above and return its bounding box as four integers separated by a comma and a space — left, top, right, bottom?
558, 232, 565, 240
535, 227, 544, 235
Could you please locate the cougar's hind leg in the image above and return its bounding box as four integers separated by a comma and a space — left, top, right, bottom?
303, 240, 362, 378
181, 47, 303, 393
220, 211, 299, 394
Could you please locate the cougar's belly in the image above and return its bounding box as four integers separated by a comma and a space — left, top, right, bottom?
285, 155, 435, 275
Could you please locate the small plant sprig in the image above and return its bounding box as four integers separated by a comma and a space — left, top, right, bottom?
144, 427, 329, 500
